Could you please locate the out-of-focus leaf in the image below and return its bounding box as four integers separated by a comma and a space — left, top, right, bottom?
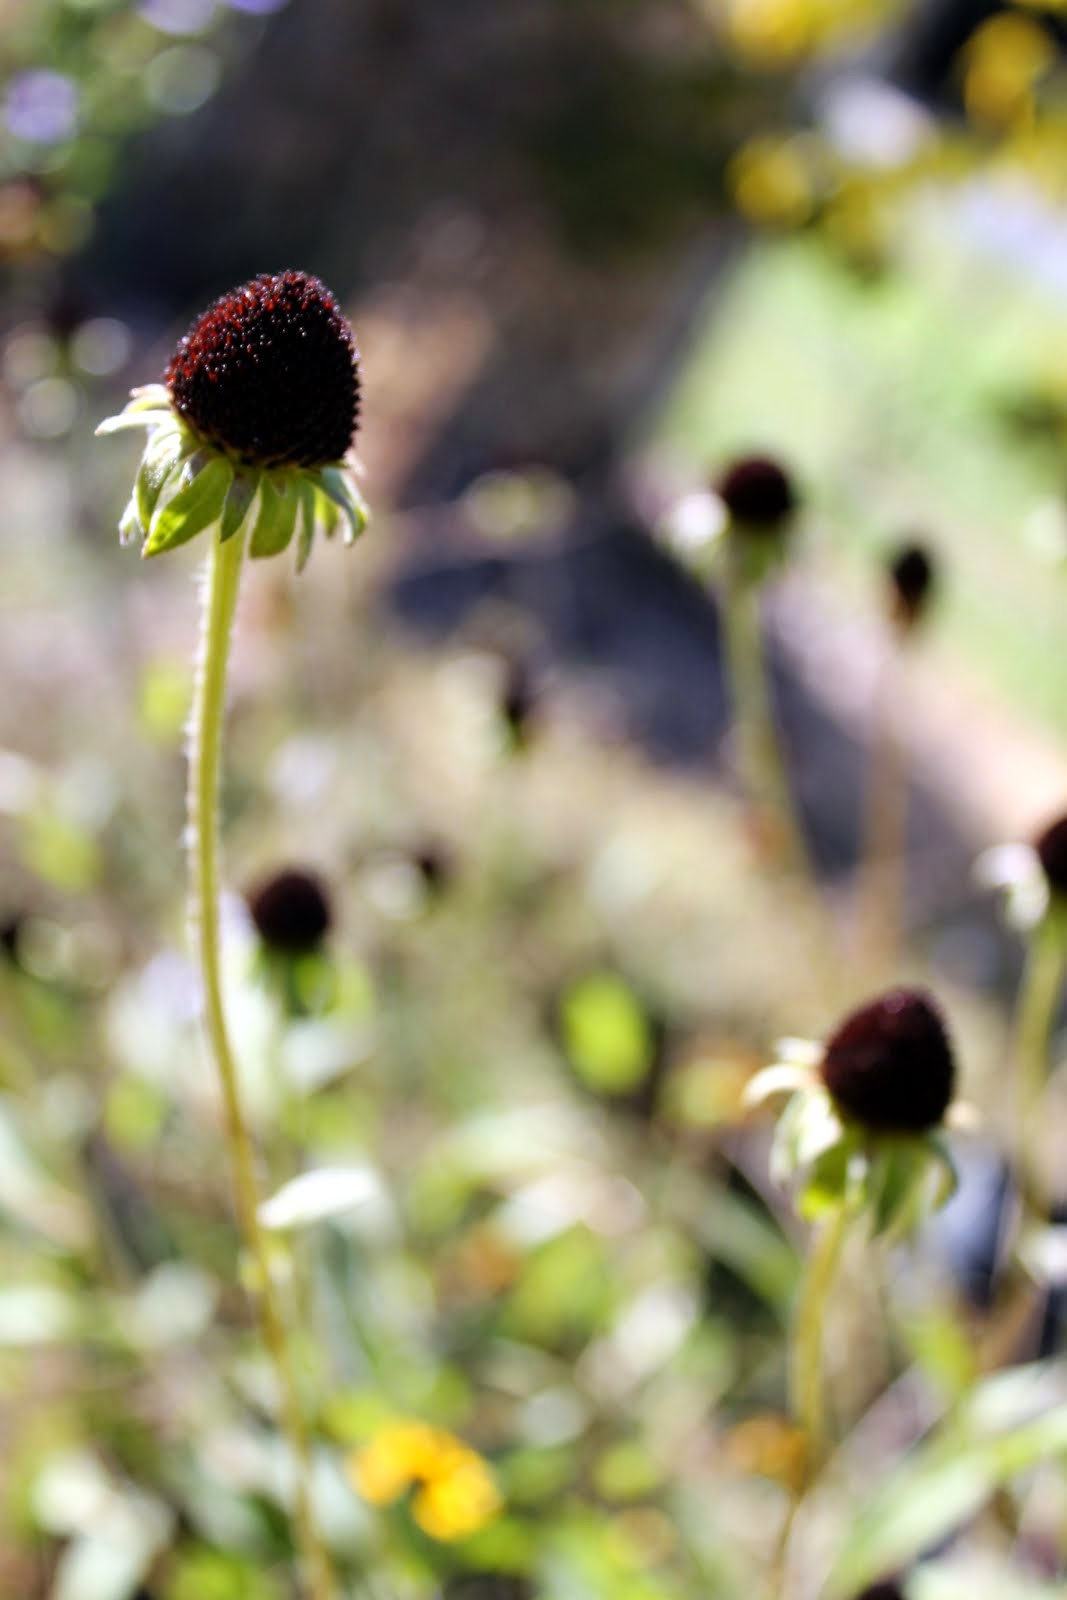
559, 972, 653, 1095
827, 1365, 1067, 1596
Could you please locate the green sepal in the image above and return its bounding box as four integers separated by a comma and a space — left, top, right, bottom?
249, 476, 299, 559
136, 430, 185, 531
143, 455, 233, 558
317, 467, 368, 545
220, 473, 258, 543
797, 1137, 856, 1222
295, 480, 317, 573
95, 408, 170, 436
119, 492, 142, 546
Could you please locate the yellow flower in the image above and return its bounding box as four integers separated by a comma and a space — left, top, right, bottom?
350, 1420, 502, 1542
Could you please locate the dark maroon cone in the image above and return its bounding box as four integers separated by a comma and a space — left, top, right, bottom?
716, 455, 797, 529
247, 868, 332, 955
820, 988, 955, 1134
854, 1584, 907, 1600
887, 541, 936, 629
165, 271, 359, 469
1035, 814, 1067, 897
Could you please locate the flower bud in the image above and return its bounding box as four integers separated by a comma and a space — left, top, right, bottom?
886, 541, 936, 631
165, 270, 359, 469
246, 868, 332, 955
820, 987, 955, 1134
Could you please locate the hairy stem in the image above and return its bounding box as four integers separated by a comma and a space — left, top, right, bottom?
790, 1202, 849, 1474
188, 527, 334, 1600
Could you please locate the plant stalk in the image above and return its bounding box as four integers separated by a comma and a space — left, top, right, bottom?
188, 527, 334, 1600
790, 1201, 849, 1474
1014, 920, 1066, 1216
859, 645, 907, 978
720, 561, 812, 882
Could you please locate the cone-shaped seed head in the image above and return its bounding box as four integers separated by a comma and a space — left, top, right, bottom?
716, 455, 797, 529
887, 541, 936, 628
1035, 814, 1067, 897
820, 987, 955, 1134
247, 868, 332, 955
165, 270, 359, 469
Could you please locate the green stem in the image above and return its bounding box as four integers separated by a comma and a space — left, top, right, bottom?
859, 646, 907, 979
720, 560, 814, 884
188, 528, 334, 1600
790, 1202, 849, 1474
1014, 921, 1066, 1215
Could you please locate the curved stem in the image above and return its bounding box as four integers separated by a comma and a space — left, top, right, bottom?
790, 1202, 849, 1474
1014, 922, 1066, 1216
188, 528, 334, 1600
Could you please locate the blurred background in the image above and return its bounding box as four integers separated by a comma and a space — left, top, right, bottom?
6, 1, 1067, 1596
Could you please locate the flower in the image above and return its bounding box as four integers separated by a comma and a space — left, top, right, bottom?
820, 988, 955, 1135
745, 989, 967, 1234
886, 541, 936, 632
349, 1420, 502, 1542
96, 270, 366, 566
246, 868, 332, 956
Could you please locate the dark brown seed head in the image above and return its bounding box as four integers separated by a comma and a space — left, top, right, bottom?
716, 455, 797, 530
887, 541, 936, 630
1035, 814, 1067, 897
165, 271, 359, 469
247, 868, 332, 955
854, 1585, 907, 1600
820, 987, 955, 1134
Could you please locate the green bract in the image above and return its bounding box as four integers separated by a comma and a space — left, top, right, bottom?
96, 385, 368, 568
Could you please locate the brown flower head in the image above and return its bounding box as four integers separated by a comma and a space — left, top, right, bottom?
1035, 813, 1067, 898
165, 271, 359, 469
820, 987, 955, 1134
716, 455, 797, 530
887, 541, 936, 630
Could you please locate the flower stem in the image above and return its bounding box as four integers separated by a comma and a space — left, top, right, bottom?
1014, 920, 1066, 1215
858, 645, 907, 978
188, 527, 334, 1600
790, 1202, 849, 1474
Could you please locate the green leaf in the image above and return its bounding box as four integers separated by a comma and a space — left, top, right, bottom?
249, 476, 299, 559
826, 1373, 1067, 1597
143, 455, 232, 558
559, 973, 653, 1095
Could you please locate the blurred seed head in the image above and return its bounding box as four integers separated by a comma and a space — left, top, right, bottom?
886, 540, 936, 631
820, 987, 955, 1134
716, 454, 797, 531
246, 867, 332, 955
165, 270, 359, 469
1034, 814, 1067, 898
